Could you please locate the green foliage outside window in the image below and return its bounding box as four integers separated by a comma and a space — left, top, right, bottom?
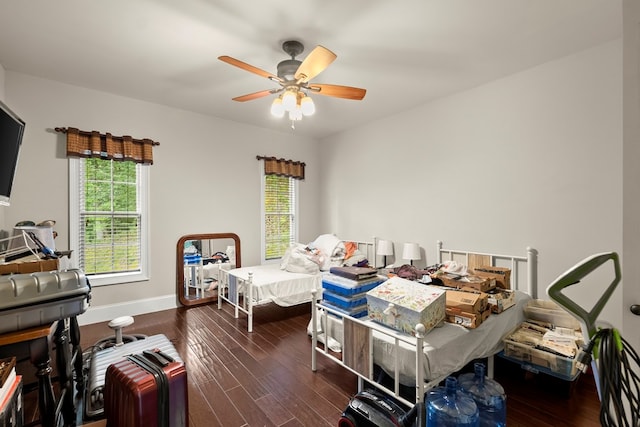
264, 174, 295, 259
81, 158, 141, 275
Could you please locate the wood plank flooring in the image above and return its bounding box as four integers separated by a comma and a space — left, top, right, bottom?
23, 301, 602, 426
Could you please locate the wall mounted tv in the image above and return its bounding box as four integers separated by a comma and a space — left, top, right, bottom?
0, 99, 25, 206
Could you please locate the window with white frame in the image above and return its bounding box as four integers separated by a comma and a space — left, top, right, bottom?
70, 157, 149, 286
262, 173, 297, 261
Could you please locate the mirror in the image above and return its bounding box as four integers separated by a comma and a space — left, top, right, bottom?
176, 233, 241, 307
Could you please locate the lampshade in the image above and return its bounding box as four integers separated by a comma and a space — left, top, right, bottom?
300, 95, 315, 116
376, 240, 393, 256
282, 90, 297, 111
402, 242, 421, 262
270, 97, 285, 118
288, 106, 303, 121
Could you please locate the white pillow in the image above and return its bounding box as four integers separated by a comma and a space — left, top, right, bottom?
311, 234, 342, 270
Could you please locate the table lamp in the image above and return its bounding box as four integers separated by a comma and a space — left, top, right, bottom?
402, 242, 421, 266
376, 240, 393, 268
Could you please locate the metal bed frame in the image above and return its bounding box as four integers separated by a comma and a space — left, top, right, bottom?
217, 237, 378, 332
310, 240, 538, 407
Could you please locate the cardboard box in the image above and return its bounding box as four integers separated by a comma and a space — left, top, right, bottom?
366, 276, 446, 336
473, 266, 511, 289
433, 272, 496, 292
445, 289, 488, 315
0, 258, 59, 275
486, 288, 516, 313
445, 307, 491, 329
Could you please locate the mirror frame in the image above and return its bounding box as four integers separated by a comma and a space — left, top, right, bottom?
176, 232, 241, 307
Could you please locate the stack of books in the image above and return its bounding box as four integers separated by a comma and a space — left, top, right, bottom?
321, 266, 385, 318
0, 357, 22, 427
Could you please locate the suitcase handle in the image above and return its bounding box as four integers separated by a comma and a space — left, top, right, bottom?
127, 353, 169, 427
142, 349, 175, 367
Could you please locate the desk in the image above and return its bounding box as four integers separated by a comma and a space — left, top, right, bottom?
0, 317, 81, 427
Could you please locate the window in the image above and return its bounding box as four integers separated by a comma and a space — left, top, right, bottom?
70, 157, 149, 286
262, 173, 297, 261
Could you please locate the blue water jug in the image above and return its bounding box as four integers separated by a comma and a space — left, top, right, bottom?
426, 376, 479, 426
458, 362, 507, 427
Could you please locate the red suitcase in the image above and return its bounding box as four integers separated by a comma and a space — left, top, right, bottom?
104, 348, 188, 427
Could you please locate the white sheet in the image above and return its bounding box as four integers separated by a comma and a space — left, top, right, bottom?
228, 264, 321, 307
316, 291, 531, 385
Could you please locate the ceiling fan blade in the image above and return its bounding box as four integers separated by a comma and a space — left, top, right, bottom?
218, 56, 282, 82
294, 46, 337, 83
232, 89, 276, 102
308, 84, 366, 100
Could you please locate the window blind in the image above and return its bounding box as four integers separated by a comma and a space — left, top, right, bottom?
78, 158, 142, 275
264, 174, 296, 260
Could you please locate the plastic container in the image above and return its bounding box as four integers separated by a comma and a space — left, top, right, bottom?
322, 289, 368, 308
458, 363, 506, 427
426, 377, 479, 426
524, 299, 580, 329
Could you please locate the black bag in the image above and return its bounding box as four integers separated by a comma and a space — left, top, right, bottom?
338, 389, 423, 427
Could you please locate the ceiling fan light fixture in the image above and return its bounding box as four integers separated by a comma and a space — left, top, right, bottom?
270, 97, 285, 118
282, 89, 297, 111
300, 95, 315, 116
219, 40, 366, 130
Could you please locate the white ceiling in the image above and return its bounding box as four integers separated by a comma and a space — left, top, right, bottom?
0, 0, 622, 139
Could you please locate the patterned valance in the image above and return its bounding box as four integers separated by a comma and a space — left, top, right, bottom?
257, 155, 305, 180
55, 127, 159, 165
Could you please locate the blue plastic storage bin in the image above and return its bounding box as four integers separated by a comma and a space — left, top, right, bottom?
321, 274, 385, 296
322, 289, 368, 309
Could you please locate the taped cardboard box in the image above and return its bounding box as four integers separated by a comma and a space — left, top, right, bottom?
486, 288, 516, 313
445, 289, 489, 315
432, 272, 495, 293
473, 266, 511, 289
0, 258, 59, 275
445, 307, 491, 329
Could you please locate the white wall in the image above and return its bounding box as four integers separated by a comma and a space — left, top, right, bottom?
0, 63, 6, 230
622, 0, 640, 352
3, 72, 322, 323
320, 40, 623, 328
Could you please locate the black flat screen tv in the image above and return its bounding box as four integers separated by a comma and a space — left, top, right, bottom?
0, 99, 25, 206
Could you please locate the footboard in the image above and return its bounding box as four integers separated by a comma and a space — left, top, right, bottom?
311, 289, 438, 407
217, 269, 257, 332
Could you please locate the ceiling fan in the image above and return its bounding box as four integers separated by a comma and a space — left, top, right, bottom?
218, 40, 366, 127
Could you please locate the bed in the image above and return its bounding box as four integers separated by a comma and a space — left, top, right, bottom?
310, 240, 538, 407
217, 234, 378, 332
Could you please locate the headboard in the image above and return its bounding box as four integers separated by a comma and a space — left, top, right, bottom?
347, 237, 378, 269
436, 240, 538, 298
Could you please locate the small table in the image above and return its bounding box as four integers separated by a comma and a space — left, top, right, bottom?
0, 317, 81, 427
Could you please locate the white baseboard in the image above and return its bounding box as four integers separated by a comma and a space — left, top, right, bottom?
77, 294, 178, 326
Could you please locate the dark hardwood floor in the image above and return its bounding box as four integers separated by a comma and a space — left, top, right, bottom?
22, 301, 602, 426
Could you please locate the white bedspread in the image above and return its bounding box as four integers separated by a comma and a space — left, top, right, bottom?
315, 291, 531, 385
228, 264, 321, 307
